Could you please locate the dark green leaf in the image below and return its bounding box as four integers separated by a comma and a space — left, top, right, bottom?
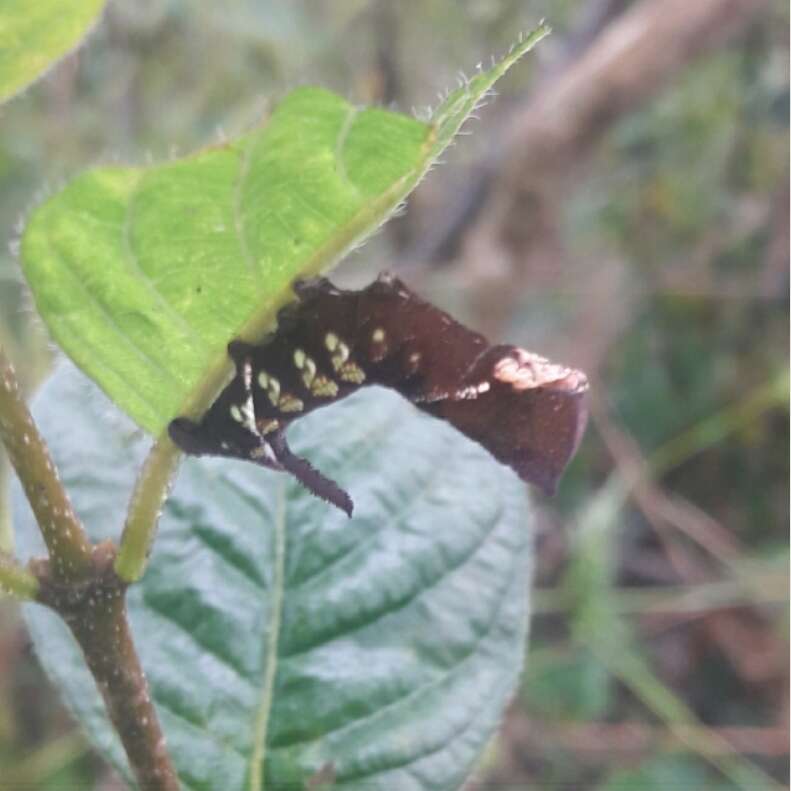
15, 363, 533, 790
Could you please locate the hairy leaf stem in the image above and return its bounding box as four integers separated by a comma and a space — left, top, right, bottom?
0, 347, 93, 580
0, 549, 38, 599
115, 434, 181, 583
35, 542, 180, 791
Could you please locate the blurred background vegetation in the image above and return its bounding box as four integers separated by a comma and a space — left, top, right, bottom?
0, 1, 787, 789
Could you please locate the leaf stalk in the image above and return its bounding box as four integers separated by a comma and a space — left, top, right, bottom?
115, 434, 181, 583
0, 549, 39, 599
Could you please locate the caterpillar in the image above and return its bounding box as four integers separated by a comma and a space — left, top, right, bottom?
169, 274, 588, 516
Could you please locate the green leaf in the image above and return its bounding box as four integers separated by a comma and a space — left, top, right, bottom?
15, 363, 533, 791
0, 0, 106, 104
20, 26, 550, 435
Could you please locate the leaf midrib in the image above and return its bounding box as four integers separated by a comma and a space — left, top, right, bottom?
233, 134, 260, 283
248, 479, 287, 791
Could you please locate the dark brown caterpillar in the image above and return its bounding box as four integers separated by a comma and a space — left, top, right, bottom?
169, 274, 589, 516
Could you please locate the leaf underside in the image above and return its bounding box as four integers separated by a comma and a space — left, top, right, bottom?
0, 0, 106, 104
20, 26, 550, 435
15, 363, 533, 791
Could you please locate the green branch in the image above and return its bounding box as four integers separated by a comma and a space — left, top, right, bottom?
114, 434, 181, 582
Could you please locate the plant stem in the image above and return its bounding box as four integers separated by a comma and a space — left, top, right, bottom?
0, 347, 93, 581
115, 341, 239, 583
1, 347, 180, 785
115, 434, 181, 583
0, 550, 39, 599
0, 347, 181, 784
0, 448, 12, 553
35, 542, 180, 791
650, 368, 788, 477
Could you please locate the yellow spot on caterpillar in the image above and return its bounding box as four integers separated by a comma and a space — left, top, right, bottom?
331, 342, 350, 371
311, 377, 339, 398
294, 348, 317, 387
340, 363, 366, 384
257, 371, 269, 389
325, 332, 339, 352
402, 350, 422, 376
257, 419, 280, 434
278, 394, 304, 412
267, 376, 281, 405
301, 358, 317, 388
372, 327, 386, 343
230, 405, 243, 422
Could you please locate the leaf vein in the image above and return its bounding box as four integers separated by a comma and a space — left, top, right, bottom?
334, 105, 361, 195
155, 696, 249, 765
191, 523, 267, 591
122, 183, 207, 349
280, 472, 504, 660
274, 489, 514, 758
143, 595, 252, 681
45, 243, 182, 392
233, 134, 261, 283
248, 479, 287, 791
